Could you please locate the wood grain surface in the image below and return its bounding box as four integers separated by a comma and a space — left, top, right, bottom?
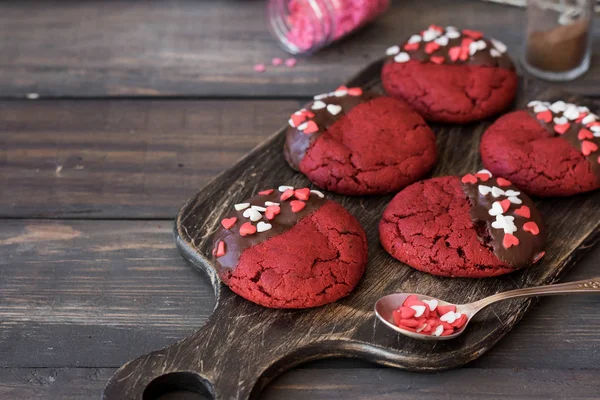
1, 0, 600, 98
101, 66, 600, 398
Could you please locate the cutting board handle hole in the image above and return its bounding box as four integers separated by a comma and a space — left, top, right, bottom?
143, 372, 214, 400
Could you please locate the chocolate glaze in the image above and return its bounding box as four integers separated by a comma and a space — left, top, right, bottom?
386, 26, 514, 69
526, 101, 600, 181
284, 91, 379, 170
212, 188, 327, 278
461, 175, 546, 268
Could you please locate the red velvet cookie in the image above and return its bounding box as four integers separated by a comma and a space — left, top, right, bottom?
379, 171, 547, 278
212, 185, 368, 308
381, 25, 518, 123
284, 87, 437, 195
481, 100, 600, 196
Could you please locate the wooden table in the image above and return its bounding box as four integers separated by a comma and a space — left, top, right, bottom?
1, 1, 599, 399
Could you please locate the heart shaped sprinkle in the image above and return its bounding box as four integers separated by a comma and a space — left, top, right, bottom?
221, 217, 237, 229
425, 41, 440, 54
554, 123, 570, 135
479, 185, 492, 196
258, 189, 274, 196
278, 185, 294, 192
290, 200, 306, 213
514, 206, 531, 218
314, 93, 328, 100
446, 29, 460, 39
243, 208, 262, 222
251, 205, 266, 212
462, 29, 483, 39
502, 233, 520, 248
533, 104, 548, 113
265, 205, 281, 220
491, 186, 505, 197
448, 46, 461, 61
523, 221, 540, 235
403, 42, 420, 51
461, 173, 477, 184
434, 36, 449, 46
394, 52, 410, 63
477, 168, 492, 178
576, 112, 588, 123
578, 129, 594, 140
459, 46, 469, 60
256, 221, 272, 233
215, 241, 226, 257
311, 100, 326, 110
239, 222, 257, 236
302, 120, 319, 134
347, 87, 363, 96
490, 49, 501, 58
582, 140, 598, 156
536, 110, 553, 123
432, 325, 444, 337
499, 199, 511, 212
327, 104, 342, 115
582, 114, 598, 125
563, 107, 580, 121
411, 305, 426, 318
310, 189, 325, 198
289, 113, 306, 127
440, 311, 457, 324
550, 100, 566, 113
437, 304, 457, 315
334, 87, 348, 97
294, 188, 310, 200
280, 189, 295, 201
423, 299, 438, 312
386, 45, 400, 56
234, 203, 250, 211
496, 177, 512, 187
400, 306, 416, 319
408, 34, 422, 43
488, 201, 505, 216
491, 38, 507, 53
553, 116, 568, 125
430, 56, 445, 64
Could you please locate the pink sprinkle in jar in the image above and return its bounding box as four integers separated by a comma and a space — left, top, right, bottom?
267, 0, 390, 54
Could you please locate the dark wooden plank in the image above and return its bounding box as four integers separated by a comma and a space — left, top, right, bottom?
1, 0, 599, 98
3, 367, 600, 400
0, 99, 299, 219
102, 71, 600, 398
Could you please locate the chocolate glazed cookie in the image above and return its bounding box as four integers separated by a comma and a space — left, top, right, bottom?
481, 100, 600, 196
212, 185, 368, 309
284, 86, 437, 195
379, 171, 546, 278
382, 25, 518, 123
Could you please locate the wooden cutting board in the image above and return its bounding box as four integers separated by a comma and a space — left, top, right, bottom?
103, 61, 600, 400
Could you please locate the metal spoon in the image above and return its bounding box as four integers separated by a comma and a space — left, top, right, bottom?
374, 277, 600, 340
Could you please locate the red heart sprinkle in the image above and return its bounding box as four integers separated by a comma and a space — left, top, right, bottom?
429, 24, 444, 32
399, 306, 416, 319
452, 314, 468, 329
523, 221, 540, 235
436, 305, 457, 315
290, 200, 306, 213
265, 205, 280, 220
461, 37, 474, 48
290, 113, 306, 127
430, 56, 445, 64
398, 318, 420, 328
239, 222, 256, 236
514, 206, 531, 219
576, 112, 587, 123
448, 46, 461, 62
294, 188, 310, 200
475, 172, 490, 181
533, 251, 546, 264
258, 189, 274, 196
554, 123, 570, 135
441, 329, 455, 336
425, 42, 440, 54
500, 199, 511, 213
582, 140, 598, 156
496, 177, 512, 187
503, 233, 520, 248
347, 87, 363, 96
578, 129, 594, 140
221, 217, 237, 230
536, 110, 552, 123
461, 173, 477, 184
404, 42, 420, 51
215, 241, 226, 257
302, 120, 319, 134
402, 295, 419, 306
462, 29, 483, 39
460, 46, 469, 60
280, 189, 294, 201
302, 110, 315, 118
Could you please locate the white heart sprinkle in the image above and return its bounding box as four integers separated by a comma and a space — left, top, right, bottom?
433, 325, 444, 336
288, 118, 296, 127
493, 215, 517, 234
334, 89, 348, 97
469, 41, 478, 56
528, 100, 542, 107
440, 311, 457, 324
589, 125, 600, 133
234, 203, 250, 211
504, 190, 520, 197
578, 106, 590, 113
476, 40, 487, 50
416, 324, 428, 333
297, 122, 308, 131
533, 104, 548, 113
278, 185, 294, 192
488, 201, 505, 217
312, 100, 326, 110
394, 52, 410, 63
434, 36, 449, 46
446, 30, 460, 39
327, 104, 342, 115
264, 201, 279, 206
491, 186, 505, 197
386, 45, 400, 56
422, 29, 439, 42
508, 196, 522, 204
491, 38, 507, 53
310, 190, 325, 198
251, 205, 267, 212
553, 116, 568, 125
411, 305, 426, 318
423, 299, 438, 311
408, 34, 422, 44
477, 169, 492, 177
478, 185, 492, 196
243, 208, 262, 222
550, 100, 566, 113
256, 221, 272, 233
582, 114, 598, 125
490, 49, 501, 58
314, 93, 328, 100
446, 26, 458, 32
491, 215, 506, 230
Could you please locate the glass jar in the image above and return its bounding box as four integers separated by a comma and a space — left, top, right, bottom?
522, 0, 594, 81
267, 0, 390, 55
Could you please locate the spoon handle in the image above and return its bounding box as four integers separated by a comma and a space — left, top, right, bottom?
470, 277, 600, 310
